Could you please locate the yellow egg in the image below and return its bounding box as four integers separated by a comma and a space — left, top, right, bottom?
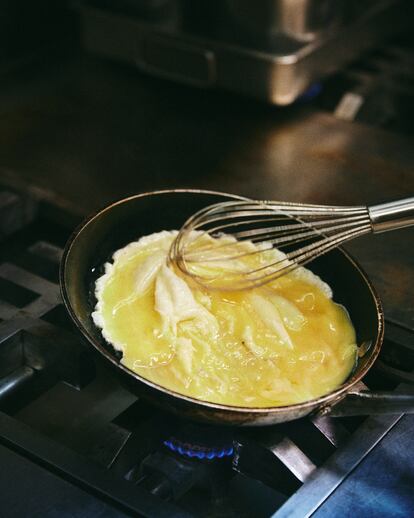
92, 231, 357, 407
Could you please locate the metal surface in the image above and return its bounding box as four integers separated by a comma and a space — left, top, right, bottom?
80, 0, 412, 104
375, 322, 414, 385
173, 200, 371, 289
0, 413, 187, 518
324, 390, 414, 417
0, 28, 414, 518
0, 365, 35, 400
268, 437, 316, 482
1, 50, 412, 325
0, 25, 413, 514
60, 189, 392, 427
369, 197, 414, 233
324, 36, 414, 134
225, 0, 344, 42
309, 415, 350, 447
273, 412, 405, 517
173, 197, 414, 290
0, 190, 36, 239
0, 443, 128, 518
273, 381, 414, 517
0, 190, 413, 516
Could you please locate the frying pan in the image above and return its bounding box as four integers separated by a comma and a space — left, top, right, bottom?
60, 189, 414, 426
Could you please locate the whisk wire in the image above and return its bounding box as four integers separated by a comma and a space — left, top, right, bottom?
182, 214, 370, 262
171, 200, 376, 290
179, 222, 372, 289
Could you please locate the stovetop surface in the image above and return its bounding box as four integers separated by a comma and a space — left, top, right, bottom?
0, 190, 413, 518
0, 37, 413, 517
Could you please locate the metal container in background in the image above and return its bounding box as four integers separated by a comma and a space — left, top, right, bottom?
80, 0, 412, 105
225, 0, 345, 42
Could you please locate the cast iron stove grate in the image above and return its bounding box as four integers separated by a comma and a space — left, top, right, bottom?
317, 32, 414, 134
0, 188, 412, 517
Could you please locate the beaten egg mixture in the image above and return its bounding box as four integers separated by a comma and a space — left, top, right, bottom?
92, 231, 357, 407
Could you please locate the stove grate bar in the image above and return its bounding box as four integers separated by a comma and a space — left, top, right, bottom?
0, 411, 188, 518
273, 412, 404, 518
0, 256, 62, 323
0, 316, 33, 345
309, 415, 350, 448
0, 300, 19, 321
269, 437, 317, 483
28, 241, 63, 264
0, 263, 60, 299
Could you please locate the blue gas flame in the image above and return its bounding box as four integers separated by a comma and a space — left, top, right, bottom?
164, 439, 233, 460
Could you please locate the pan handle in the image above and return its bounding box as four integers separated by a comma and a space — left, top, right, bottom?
319, 389, 414, 417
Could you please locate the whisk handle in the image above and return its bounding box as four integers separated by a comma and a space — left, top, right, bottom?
368, 197, 414, 233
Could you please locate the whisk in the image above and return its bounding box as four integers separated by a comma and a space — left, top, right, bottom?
170, 197, 414, 290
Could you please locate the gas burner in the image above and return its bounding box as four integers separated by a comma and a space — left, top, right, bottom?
164, 438, 233, 460
163, 422, 234, 460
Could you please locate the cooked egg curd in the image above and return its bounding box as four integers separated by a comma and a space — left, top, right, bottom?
92, 231, 357, 407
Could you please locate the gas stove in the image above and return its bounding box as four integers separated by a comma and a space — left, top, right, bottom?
0, 6, 414, 515
0, 189, 412, 517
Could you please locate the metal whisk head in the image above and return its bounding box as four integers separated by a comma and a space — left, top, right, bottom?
170, 200, 374, 290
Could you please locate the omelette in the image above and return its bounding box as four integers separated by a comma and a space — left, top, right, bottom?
92, 231, 357, 407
